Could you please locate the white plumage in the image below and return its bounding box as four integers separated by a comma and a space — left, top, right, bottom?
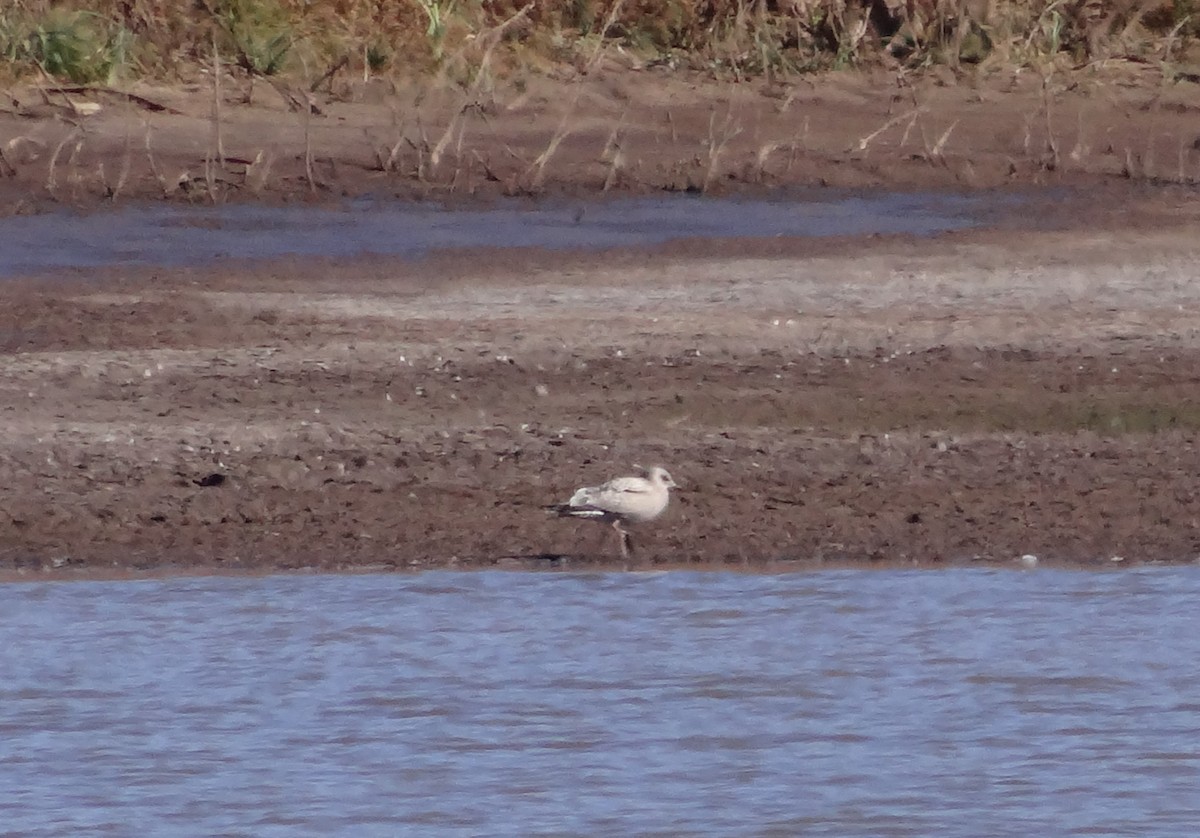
548, 466, 678, 558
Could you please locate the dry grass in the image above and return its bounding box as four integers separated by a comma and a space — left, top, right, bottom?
2, 0, 1198, 85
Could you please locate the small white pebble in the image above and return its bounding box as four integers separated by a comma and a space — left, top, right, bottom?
534, 384, 549, 397
143, 369, 152, 378
313, 407, 320, 415
1019, 554, 1039, 568
1110, 555, 1125, 563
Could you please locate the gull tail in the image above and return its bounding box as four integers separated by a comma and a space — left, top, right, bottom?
543, 503, 606, 519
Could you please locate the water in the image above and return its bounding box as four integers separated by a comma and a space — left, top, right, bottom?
3, 567, 1198, 836
0, 192, 987, 277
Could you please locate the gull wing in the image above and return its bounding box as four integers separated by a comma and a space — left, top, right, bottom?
570, 476, 657, 518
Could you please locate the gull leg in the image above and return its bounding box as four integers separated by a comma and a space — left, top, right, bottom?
612, 520, 630, 559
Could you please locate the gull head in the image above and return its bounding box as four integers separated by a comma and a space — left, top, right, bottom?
647, 466, 678, 490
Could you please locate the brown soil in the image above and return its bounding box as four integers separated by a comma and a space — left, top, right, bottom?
4, 67, 1200, 577
3, 62, 1200, 212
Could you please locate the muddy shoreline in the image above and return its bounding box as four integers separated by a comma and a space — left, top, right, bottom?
5, 191, 1200, 576
4, 68, 1200, 577
4, 64, 1200, 215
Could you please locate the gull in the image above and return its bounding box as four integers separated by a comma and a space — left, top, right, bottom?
547, 466, 678, 558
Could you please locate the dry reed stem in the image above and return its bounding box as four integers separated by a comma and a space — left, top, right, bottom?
429, 102, 469, 171
903, 81, 935, 159
702, 105, 741, 193
303, 91, 316, 193
205, 34, 224, 203
211, 33, 224, 165
1068, 105, 1084, 165
414, 112, 431, 180
898, 110, 921, 147
527, 0, 623, 189
103, 117, 133, 200
310, 55, 349, 94
755, 141, 782, 182
377, 98, 409, 173
45, 127, 82, 197
428, 3, 532, 175
529, 129, 569, 188
66, 133, 85, 201
470, 149, 501, 183
449, 110, 471, 191
1041, 77, 1059, 170
371, 124, 407, 173
930, 120, 958, 161
246, 149, 275, 194
142, 122, 172, 195
855, 107, 924, 154
1142, 89, 1162, 179
601, 108, 628, 191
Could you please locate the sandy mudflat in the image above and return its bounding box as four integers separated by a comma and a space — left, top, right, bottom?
3, 67, 1200, 575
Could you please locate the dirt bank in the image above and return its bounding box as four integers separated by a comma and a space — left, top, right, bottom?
3, 62, 1200, 216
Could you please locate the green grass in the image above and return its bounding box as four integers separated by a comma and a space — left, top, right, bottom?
214, 0, 294, 76
1, 8, 133, 83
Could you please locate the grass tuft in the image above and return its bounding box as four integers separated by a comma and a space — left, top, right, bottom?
1, 1, 1198, 84
1, 7, 133, 83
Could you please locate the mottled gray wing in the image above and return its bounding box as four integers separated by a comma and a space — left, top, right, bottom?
574, 476, 656, 517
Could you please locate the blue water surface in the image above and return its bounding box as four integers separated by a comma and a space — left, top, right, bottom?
2, 567, 1197, 836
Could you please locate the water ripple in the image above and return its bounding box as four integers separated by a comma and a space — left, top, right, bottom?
2, 567, 1199, 835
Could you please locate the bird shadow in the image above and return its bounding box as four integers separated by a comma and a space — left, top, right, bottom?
492, 551, 656, 571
